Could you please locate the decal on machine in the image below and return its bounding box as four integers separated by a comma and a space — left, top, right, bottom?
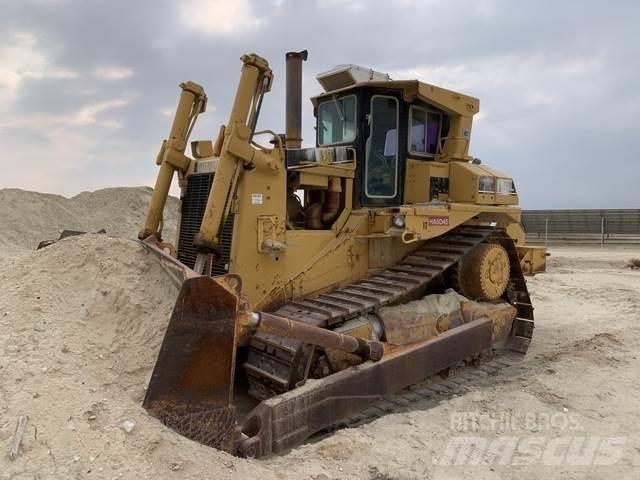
424, 216, 449, 228
251, 193, 263, 205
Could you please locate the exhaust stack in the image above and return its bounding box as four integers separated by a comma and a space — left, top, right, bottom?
285, 50, 308, 149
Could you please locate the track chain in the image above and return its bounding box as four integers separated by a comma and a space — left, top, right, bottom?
333, 352, 524, 429
244, 225, 534, 401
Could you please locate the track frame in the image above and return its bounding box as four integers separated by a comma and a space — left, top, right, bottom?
235, 226, 534, 457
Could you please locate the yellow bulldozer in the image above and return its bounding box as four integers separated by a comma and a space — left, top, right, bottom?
138, 51, 546, 457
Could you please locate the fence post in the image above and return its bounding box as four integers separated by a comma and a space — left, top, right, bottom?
601, 216, 605, 246
545, 217, 548, 246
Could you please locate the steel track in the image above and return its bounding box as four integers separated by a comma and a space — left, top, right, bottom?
243, 225, 534, 403
332, 351, 523, 431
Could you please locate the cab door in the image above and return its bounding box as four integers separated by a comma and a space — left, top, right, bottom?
360, 92, 405, 207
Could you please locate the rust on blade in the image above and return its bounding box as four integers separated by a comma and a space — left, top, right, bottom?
143, 275, 239, 452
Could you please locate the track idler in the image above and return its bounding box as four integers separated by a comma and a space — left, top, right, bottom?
459, 243, 511, 300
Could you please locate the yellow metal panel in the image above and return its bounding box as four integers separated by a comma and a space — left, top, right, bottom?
404, 160, 450, 204
449, 162, 478, 203
495, 193, 518, 205
299, 171, 329, 188
288, 162, 355, 178
404, 160, 430, 203
427, 161, 449, 177
449, 162, 519, 205
518, 246, 548, 275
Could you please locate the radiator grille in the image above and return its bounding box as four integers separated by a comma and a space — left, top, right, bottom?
177, 173, 235, 275
177, 173, 213, 270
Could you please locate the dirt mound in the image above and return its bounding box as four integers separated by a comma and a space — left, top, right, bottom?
0, 187, 179, 255
0, 235, 244, 479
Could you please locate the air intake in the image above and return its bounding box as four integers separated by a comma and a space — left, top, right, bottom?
316, 64, 391, 92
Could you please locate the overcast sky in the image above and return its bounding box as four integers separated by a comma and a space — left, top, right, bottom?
1, 0, 638, 208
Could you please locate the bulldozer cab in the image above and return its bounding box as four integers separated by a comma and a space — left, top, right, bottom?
285, 65, 497, 221
313, 87, 447, 208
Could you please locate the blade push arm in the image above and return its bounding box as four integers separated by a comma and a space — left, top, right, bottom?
139, 82, 207, 240
193, 54, 275, 260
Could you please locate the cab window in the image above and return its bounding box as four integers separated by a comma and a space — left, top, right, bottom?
365, 95, 399, 198
409, 105, 441, 156
318, 95, 357, 145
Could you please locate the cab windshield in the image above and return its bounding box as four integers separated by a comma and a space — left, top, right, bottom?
317, 95, 357, 146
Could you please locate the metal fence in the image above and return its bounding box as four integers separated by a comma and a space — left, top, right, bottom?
522, 209, 640, 244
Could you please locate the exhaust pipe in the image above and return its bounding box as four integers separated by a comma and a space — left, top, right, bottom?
285, 50, 308, 149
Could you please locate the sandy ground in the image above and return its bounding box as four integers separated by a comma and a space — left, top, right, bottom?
0, 188, 639, 479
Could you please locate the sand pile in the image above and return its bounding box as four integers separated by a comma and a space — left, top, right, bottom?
0, 187, 179, 256
0, 234, 250, 479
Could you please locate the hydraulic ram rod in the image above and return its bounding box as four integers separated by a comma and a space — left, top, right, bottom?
248, 312, 383, 361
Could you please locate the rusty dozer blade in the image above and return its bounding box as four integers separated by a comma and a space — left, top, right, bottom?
143, 275, 239, 452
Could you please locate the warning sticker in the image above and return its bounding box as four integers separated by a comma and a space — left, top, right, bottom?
426, 216, 449, 227
251, 193, 263, 205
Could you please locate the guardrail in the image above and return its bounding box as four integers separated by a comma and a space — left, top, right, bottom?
522, 209, 640, 245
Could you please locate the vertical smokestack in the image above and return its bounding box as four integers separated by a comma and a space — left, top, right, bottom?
285, 50, 308, 149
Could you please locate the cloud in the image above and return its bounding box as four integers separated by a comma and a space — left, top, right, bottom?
319, 0, 366, 11
93, 66, 134, 80
389, 54, 604, 118
0, 32, 79, 104
178, 0, 264, 35
71, 98, 130, 125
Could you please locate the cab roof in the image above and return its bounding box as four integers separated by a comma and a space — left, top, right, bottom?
310, 79, 480, 117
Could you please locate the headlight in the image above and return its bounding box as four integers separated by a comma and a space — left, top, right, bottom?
496, 178, 515, 195
478, 176, 495, 193
392, 215, 405, 228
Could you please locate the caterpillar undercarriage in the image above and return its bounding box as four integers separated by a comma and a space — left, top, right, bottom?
138, 51, 544, 458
